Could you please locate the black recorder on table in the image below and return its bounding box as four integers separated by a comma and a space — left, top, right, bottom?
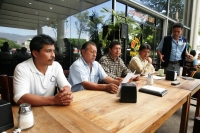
120, 83, 137, 103
165, 70, 180, 86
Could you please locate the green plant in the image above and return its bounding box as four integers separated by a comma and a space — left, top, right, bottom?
187, 43, 191, 52
0, 38, 21, 49
101, 8, 142, 47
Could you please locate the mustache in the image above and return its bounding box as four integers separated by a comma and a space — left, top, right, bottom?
48, 58, 55, 61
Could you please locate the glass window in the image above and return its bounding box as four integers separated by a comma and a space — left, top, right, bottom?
116, 2, 126, 16
131, 0, 167, 15
65, 0, 112, 65
127, 6, 155, 26
169, 0, 185, 23
126, 5, 163, 66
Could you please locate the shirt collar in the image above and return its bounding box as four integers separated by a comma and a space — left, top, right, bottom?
137, 54, 145, 61
29, 58, 51, 75
171, 34, 183, 41
80, 56, 94, 66
108, 53, 119, 61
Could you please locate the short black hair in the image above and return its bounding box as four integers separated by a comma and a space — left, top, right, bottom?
172, 23, 183, 29
30, 34, 55, 57
81, 41, 96, 55
3, 42, 9, 48
21, 47, 27, 53
109, 41, 121, 49
190, 50, 196, 56
139, 43, 151, 51
81, 41, 96, 50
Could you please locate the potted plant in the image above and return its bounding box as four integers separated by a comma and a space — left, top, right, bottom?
101, 7, 142, 48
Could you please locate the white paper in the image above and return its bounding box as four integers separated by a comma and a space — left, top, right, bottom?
153, 75, 165, 80
116, 73, 137, 97
122, 73, 137, 83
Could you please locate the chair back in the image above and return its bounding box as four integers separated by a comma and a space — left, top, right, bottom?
8, 76, 17, 105
182, 61, 197, 76
0, 75, 17, 105
63, 70, 70, 78
185, 61, 194, 68
0, 75, 10, 102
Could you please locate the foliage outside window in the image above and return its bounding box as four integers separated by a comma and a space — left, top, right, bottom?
0, 38, 21, 49
101, 7, 142, 48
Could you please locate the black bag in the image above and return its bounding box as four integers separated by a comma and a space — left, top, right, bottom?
190, 71, 200, 79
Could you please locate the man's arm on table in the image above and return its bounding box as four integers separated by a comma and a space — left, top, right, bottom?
17, 85, 73, 106
81, 77, 119, 94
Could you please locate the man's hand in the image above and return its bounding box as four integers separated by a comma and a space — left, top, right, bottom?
133, 74, 140, 81
186, 54, 193, 59
127, 75, 140, 83
159, 54, 165, 62
54, 86, 73, 105
115, 77, 123, 83
106, 83, 118, 94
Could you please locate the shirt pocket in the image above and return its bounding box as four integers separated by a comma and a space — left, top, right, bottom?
90, 74, 99, 83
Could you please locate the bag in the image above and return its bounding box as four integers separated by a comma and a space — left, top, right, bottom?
190, 71, 200, 79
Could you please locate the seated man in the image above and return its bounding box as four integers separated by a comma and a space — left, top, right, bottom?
68, 41, 124, 94
128, 43, 155, 75
182, 50, 198, 76
99, 41, 132, 79
13, 34, 73, 106
185, 50, 198, 69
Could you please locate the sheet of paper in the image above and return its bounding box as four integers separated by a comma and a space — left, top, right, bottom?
116, 73, 137, 97
122, 73, 137, 83
153, 75, 165, 80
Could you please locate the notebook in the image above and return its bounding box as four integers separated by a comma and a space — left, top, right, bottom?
182, 76, 195, 80
139, 85, 168, 97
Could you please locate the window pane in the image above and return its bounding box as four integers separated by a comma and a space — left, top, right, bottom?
131, 0, 167, 15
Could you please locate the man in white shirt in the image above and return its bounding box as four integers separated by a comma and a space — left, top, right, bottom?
13, 34, 73, 106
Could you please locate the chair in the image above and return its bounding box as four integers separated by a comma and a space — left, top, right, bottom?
8, 76, 17, 105
0, 75, 10, 102
182, 61, 197, 76
152, 63, 161, 71
63, 70, 70, 79
0, 75, 17, 105
193, 116, 200, 133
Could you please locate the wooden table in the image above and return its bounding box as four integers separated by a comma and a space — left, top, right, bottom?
139, 75, 200, 133
8, 84, 191, 133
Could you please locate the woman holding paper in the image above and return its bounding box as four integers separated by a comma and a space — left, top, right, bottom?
128, 43, 155, 75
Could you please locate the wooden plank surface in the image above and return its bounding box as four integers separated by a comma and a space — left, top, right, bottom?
8, 87, 190, 133
67, 88, 190, 133
139, 75, 200, 95
8, 74, 198, 133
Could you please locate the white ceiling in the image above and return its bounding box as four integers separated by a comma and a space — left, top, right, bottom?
0, 0, 109, 30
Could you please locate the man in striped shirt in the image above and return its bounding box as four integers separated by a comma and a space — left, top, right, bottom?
99, 41, 132, 80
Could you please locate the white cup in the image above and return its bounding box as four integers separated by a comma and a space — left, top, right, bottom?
158, 69, 164, 76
